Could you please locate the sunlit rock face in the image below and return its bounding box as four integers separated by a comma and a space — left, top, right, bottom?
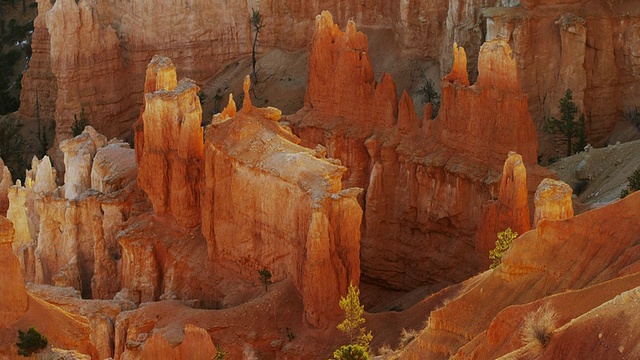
476, 152, 530, 269
1, 127, 139, 300
290, 12, 550, 290
136, 56, 203, 228
399, 190, 640, 360
45, 0, 133, 143
91, 142, 138, 194
0, 216, 28, 328
60, 126, 107, 200
533, 178, 574, 227
202, 77, 362, 328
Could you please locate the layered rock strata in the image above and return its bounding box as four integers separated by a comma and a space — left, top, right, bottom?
289, 12, 549, 290
19, 0, 640, 152
1, 128, 140, 300
136, 56, 203, 228
202, 76, 362, 327
0, 216, 28, 327
476, 152, 530, 269
399, 190, 640, 360
483, 3, 640, 149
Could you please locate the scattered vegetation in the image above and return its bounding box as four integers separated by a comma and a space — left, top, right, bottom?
71, 107, 89, 136
620, 166, 640, 199
16, 327, 47, 357
489, 228, 518, 269
521, 303, 557, 349
337, 283, 372, 349
571, 179, 588, 196
416, 78, 441, 117
333, 344, 370, 360
258, 268, 272, 292
212, 343, 227, 360
547, 89, 587, 156
0, 115, 28, 181
285, 327, 295, 341
197, 90, 207, 105
377, 344, 394, 357
249, 7, 265, 83
398, 328, 418, 349
625, 106, 640, 132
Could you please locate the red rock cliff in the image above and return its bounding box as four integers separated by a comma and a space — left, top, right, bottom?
289, 13, 549, 290
202, 77, 362, 327
400, 190, 640, 360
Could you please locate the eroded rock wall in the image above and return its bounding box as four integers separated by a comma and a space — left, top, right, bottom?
201, 79, 362, 327
484, 2, 640, 150
136, 56, 203, 228
400, 190, 640, 360
289, 13, 550, 290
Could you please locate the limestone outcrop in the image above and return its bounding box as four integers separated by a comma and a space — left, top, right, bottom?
136, 56, 203, 228
289, 13, 550, 290
6, 183, 31, 254
533, 178, 574, 227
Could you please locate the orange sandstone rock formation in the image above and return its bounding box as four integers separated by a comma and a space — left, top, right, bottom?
290, 12, 549, 290
533, 178, 574, 227
0, 216, 103, 359
44, 0, 135, 142
136, 56, 203, 228
202, 78, 362, 327
476, 152, 530, 269
0, 216, 28, 327
399, 190, 640, 360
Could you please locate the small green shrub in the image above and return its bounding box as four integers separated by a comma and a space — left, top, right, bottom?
72, 107, 89, 137
417, 78, 441, 118
625, 106, 640, 132
16, 327, 47, 357
212, 343, 227, 360
333, 344, 369, 360
620, 167, 640, 199
258, 268, 272, 292
489, 228, 518, 269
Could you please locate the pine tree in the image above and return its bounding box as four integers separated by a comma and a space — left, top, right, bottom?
547, 89, 586, 156
337, 283, 372, 348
